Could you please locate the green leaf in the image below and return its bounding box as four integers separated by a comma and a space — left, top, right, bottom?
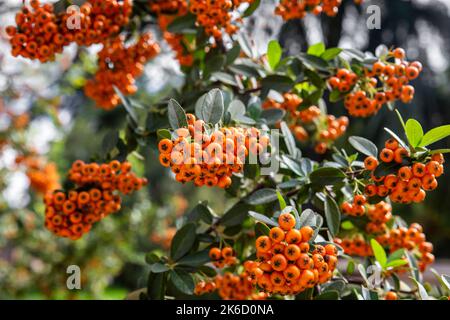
347, 260, 355, 275
387, 248, 405, 263
341, 220, 355, 230
168, 99, 188, 130
169, 270, 195, 295
324, 195, 341, 237
276, 190, 287, 209
315, 290, 339, 300
170, 223, 197, 261
226, 44, 241, 65
167, 13, 197, 34
150, 263, 170, 273
418, 124, 450, 147
267, 40, 282, 70
255, 222, 271, 236
384, 127, 409, 149
370, 239, 387, 268
243, 0, 261, 17
237, 33, 257, 59
348, 136, 378, 157
185, 203, 213, 224
147, 271, 167, 300
298, 53, 329, 71
299, 209, 318, 227
260, 108, 286, 125
373, 161, 401, 179
245, 188, 278, 205
113, 86, 138, 126
177, 250, 210, 267
321, 48, 343, 61
410, 277, 430, 300
227, 100, 246, 120
309, 167, 346, 186
280, 121, 298, 158
307, 42, 326, 56
405, 119, 424, 147
204, 89, 224, 124
385, 259, 408, 269
261, 75, 295, 98
248, 211, 278, 227
145, 252, 161, 265
211, 72, 238, 86
220, 202, 251, 227
204, 55, 226, 77
157, 129, 171, 141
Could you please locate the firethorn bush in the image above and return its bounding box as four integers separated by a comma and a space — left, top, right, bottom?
2, 0, 450, 301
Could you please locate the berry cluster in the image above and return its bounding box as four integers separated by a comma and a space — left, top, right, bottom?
377, 223, 434, 272
246, 213, 338, 295
334, 236, 372, 257
148, 0, 188, 15
158, 113, 269, 188
364, 141, 444, 203
275, 0, 363, 20
157, 14, 194, 67
328, 48, 422, 117
189, 0, 254, 43
341, 198, 392, 234
335, 223, 434, 271
84, 33, 160, 110
7, 0, 132, 62
263, 94, 348, 154
209, 246, 237, 268
15, 154, 61, 195
44, 160, 147, 240
194, 272, 267, 300
26, 162, 61, 195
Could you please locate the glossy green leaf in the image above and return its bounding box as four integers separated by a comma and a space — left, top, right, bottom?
405, 119, 424, 147
168, 99, 188, 130
324, 195, 340, 237
267, 40, 282, 70
170, 223, 197, 261
370, 239, 387, 268
348, 136, 378, 157
418, 124, 450, 147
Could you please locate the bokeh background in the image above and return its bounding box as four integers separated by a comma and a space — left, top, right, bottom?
0, 0, 449, 299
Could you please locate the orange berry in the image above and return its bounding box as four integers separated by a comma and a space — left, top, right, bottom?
278, 212, 296, 231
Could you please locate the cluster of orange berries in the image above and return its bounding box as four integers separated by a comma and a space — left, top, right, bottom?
157, 13, 194, 67
275, 0, 363, 20
189, 0, 254, 42
158, 113, 269, 188
363, 140, 445, 203
194, 272, 267, 300
328, 48, 422, 117
209, 246, 238, 268
341, 198, 392, 234
148, 0, 188, 15
27, 162, 61, 195
263, 94, 348, 154
15, 154, 61, 194
84, 33, 160, 110
245, 213, 338, 295
377, 223, 434, 272
7, 0, 132, 62
334, 236, 372, 257
335, 223, 434, 271
44, 160, 147, 240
